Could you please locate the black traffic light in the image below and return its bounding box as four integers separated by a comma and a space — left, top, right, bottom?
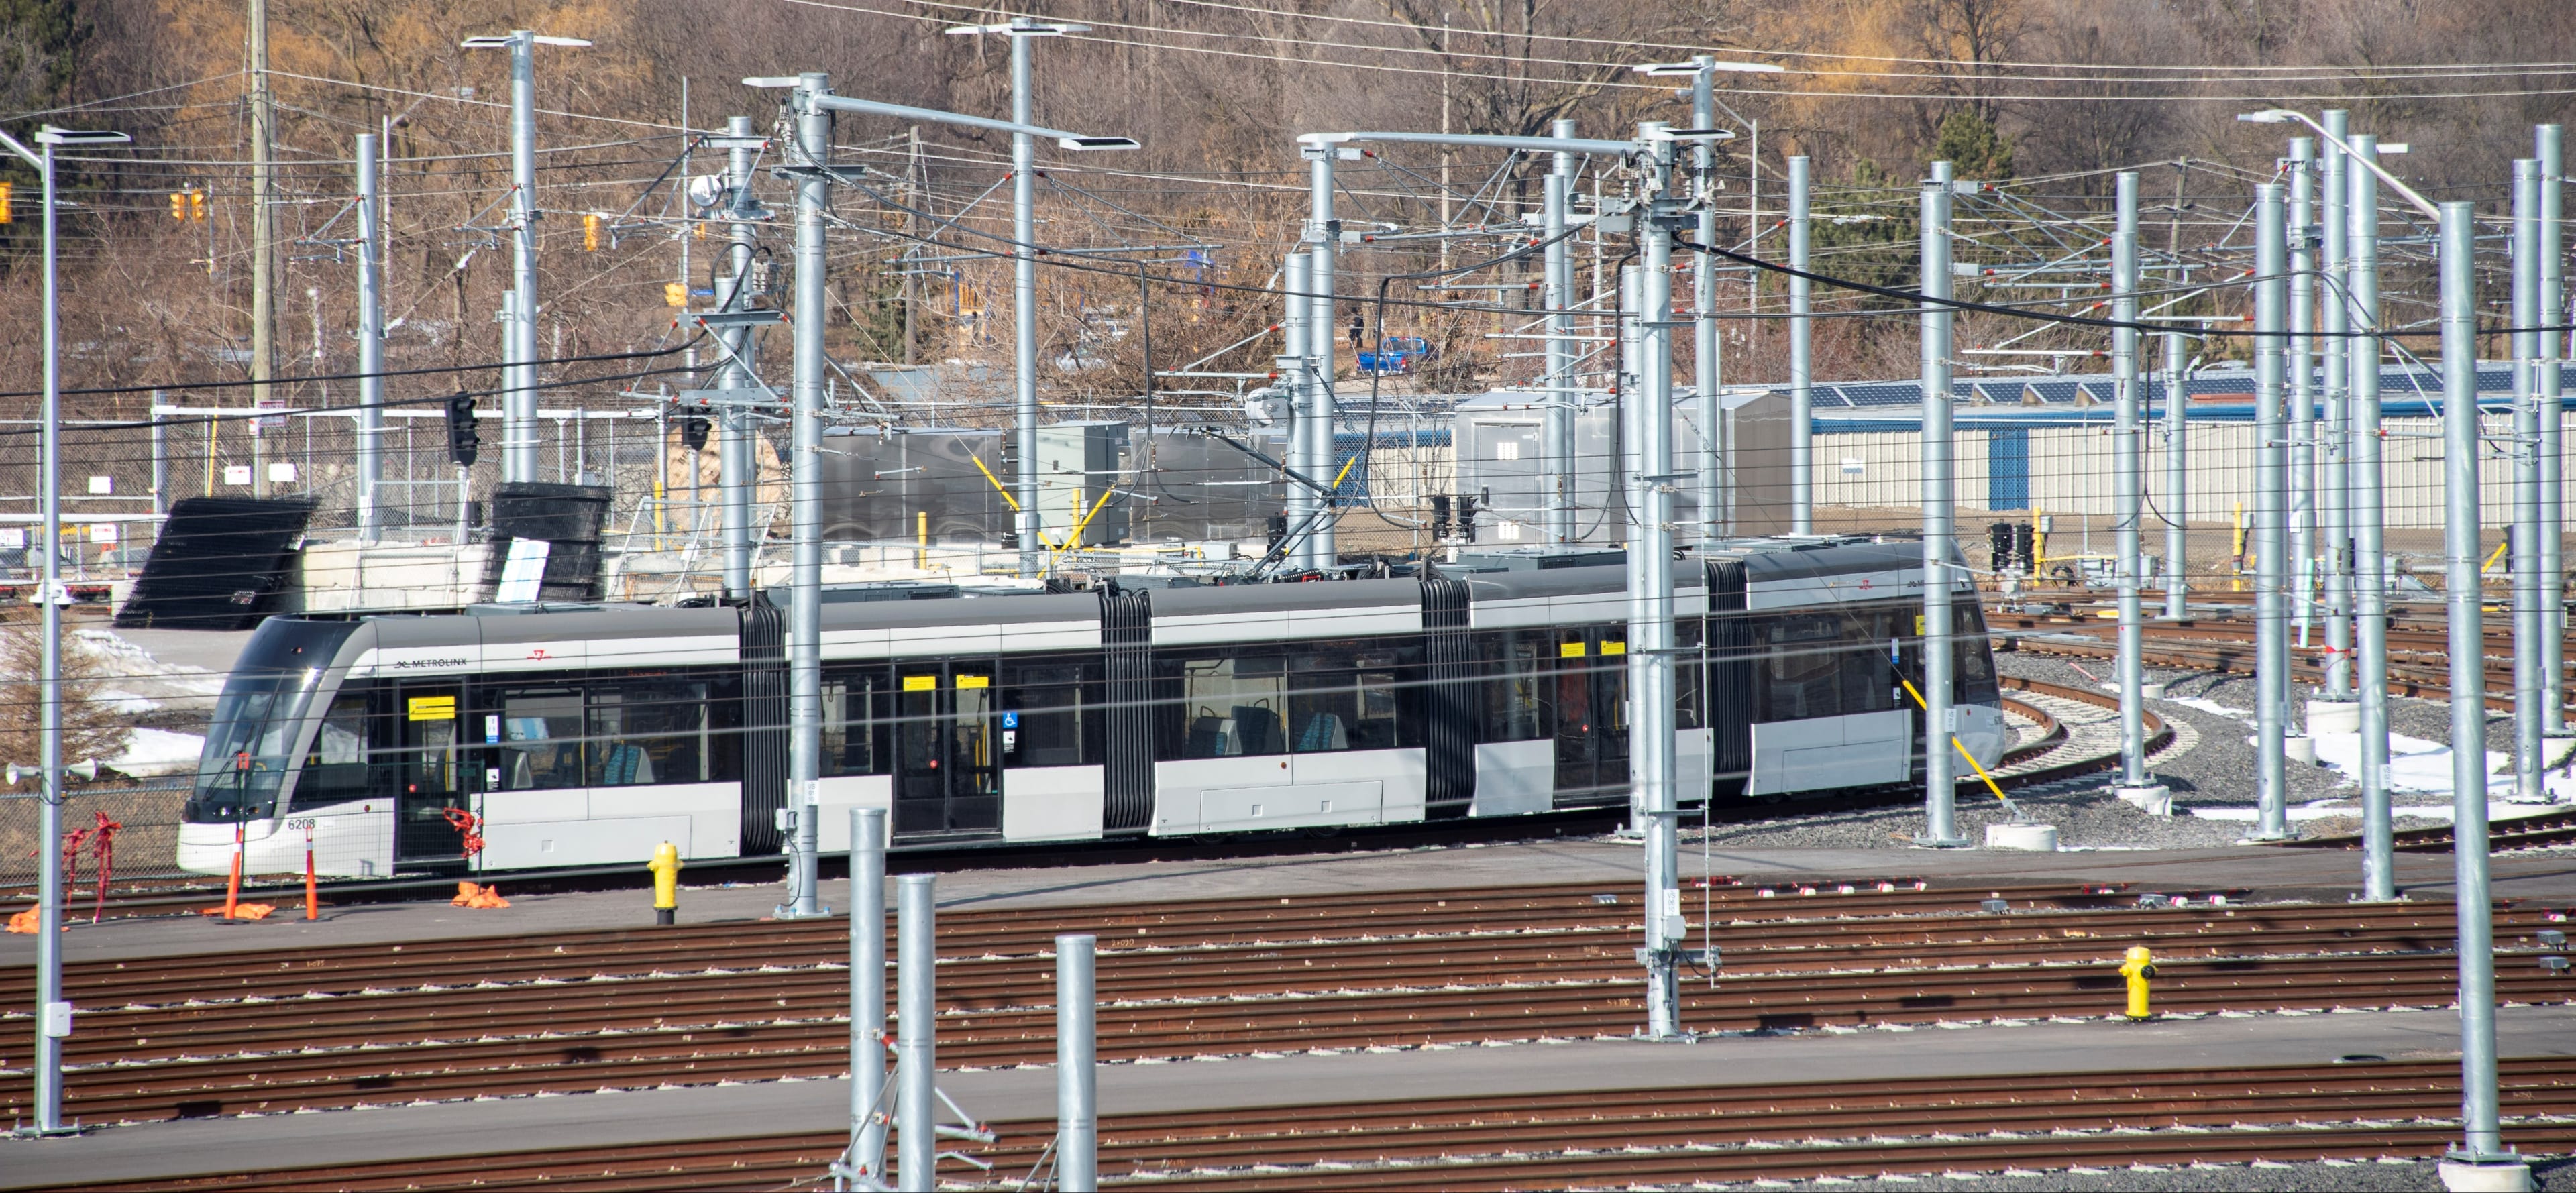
679, 416, 711, 453
445, 394, 480, 467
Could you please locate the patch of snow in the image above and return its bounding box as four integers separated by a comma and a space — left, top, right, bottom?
109, 727, 204, 778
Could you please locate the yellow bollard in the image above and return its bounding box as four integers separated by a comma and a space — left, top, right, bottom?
2118, 944, 2158, 1021
649, 842, 682, 926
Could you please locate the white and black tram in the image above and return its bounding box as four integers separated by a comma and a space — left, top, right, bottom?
176, 538, 2007, 878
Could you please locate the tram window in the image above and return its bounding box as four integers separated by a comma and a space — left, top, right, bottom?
301, 693, 373, 804
1955, 628, 2000, 705
494, 686, 584, 790
588, 677, 714, 785
1757, 614, 1849, 721
1002, 659, 1095, 768
824, 669, 890, 776
1675, 619, 1703, 731
1281, 640, 1421, 754
1477, 632, 1549, 744
1169, 650, 1288, 758
1598, 632, 1631, 737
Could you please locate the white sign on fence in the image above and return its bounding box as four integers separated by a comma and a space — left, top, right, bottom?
222, 465, 252, 486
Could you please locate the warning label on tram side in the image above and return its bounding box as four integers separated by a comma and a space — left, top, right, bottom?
408, 695, 458, 721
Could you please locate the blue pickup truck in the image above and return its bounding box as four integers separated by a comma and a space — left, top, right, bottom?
1354, 335, 1438, 374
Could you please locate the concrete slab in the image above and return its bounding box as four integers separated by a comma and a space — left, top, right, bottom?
7, 1003, 2569, 1190
8, 838, 2571, 967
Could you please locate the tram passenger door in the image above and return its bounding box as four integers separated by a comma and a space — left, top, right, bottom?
1550, 629, 1630, 804
392, 685, 476, 865
892, 663, 1002, 838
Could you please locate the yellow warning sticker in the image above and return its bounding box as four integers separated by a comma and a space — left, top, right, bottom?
1560, 642, 1588, 658
407, 695, 457, 721
1601, 640, 1626, 655
902, 675, 936, 692
957, 675, 990, 689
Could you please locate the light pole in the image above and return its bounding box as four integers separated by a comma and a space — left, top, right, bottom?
0, 121, 131, 1139
461, 32, 588, 486
947, 19, 1091, 577
741, 73, 1133, 915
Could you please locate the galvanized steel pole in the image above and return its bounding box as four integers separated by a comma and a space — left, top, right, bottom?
356, 133, 385, 544
32, 135, 66, 1136
2320, 112, 2355, 700
1281, 254, 1311, 549
781, 75, 832, 919
1919, 161, 1964, 847
2349, 135, 2396, 900
896, 874, 935, 1192
1546, 121, 1578, 544
1632, 129, 1683, 1038
2251, 184, 2293, 842
504, 32, 542, 484
851, 809, 888, 1184
1011, 30, 1042, 578
2438, 200, 2516, 1178
2288, 141, 2317, 641
1306, 152, 1338, 570
719, 115, 760, 600
1690, 63, 1723, 541
1788, 155, 1813, 536
2515, 160, 2546, 805
2541, 125, 2567, 737
1055, 934, 1098, 1191
2112, 172, 2149, 789
2163, 329, 2189, 620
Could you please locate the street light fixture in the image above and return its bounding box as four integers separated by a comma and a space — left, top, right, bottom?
0, 121, 129, 1139
2237, 110, 2438, 220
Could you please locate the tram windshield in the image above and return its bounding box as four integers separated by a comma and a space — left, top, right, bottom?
184, 620, 359, 823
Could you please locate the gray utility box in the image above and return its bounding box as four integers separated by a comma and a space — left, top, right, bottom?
1124, 428, 1289, 545
816, 426, 1014, 543
1034, 421, 1133, 549
1450, 386, 1790, 545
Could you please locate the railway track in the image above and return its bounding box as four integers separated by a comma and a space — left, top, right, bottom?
54, 1055, 2576, 1192
2275, 805, 2576, 854
13, 878, 2572, 1125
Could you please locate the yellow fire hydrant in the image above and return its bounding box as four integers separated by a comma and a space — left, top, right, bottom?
649, 842, 682, 926
2118, 945, 2158, 1021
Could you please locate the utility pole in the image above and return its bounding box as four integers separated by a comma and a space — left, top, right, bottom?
904, 125, 921, 367
462, 31, 588, 485
2540, 125, 2567, 736
1788, 154, 1812, 536
2319, 111, 2354, 702
1281, 253, 1311, 551
1306, 148, 1338, 570
2251, 183, 2292, 842
1918, 160, 1965, 848
719, 115, 762, 599
779, 73, 833, 921
2112, 172, 2159, 802
2288, 141, 2316, 638
1545, 120, 1577, 544
249, 0, 274, 497
849, 809, 888, 1184
1629, 123, 1684, 1038
2515, 160, 2546, 805
2436, 198, 2522, 1190
2163, 327, 2189, 620
356, 133, 384, 543
1688, 60, 1723, 542
896, 874, 935, 1192
2348, 133, 2394, 900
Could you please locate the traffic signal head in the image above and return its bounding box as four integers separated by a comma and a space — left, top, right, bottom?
190, 190, 206, 221
170, 193, 186, 219
678, 416, 710, 453
0, 181, 13, 225
445, 394, 480, 467
664, 281, 687, 308
583, 213, 600, 251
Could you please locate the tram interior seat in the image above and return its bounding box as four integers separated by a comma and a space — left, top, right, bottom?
1296, 712, 1348, 752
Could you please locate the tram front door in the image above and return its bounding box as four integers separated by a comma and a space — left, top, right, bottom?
892, 663, 1002, 838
